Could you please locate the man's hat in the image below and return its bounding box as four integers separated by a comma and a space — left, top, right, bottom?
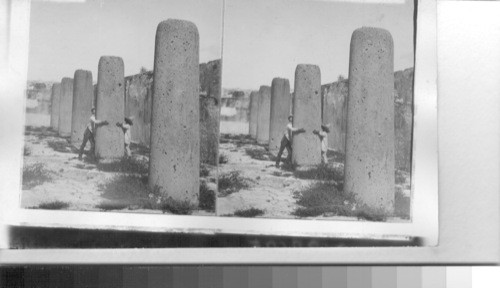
321, 123, 330, 132
125, 116, 134, 125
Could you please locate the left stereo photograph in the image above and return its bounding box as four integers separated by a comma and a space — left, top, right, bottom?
19, 0, 223, 217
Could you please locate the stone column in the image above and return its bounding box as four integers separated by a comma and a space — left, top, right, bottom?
199, 59, 221, 166
269, 78, 291, 154
256, 85, 271, 145
292, 64, 322, 167
58, 78, 73, 137
50, 83, 61, 130
344, 27, 395, 212
93, 84, 97, 108
149, 19, 200, 205
95, 56, 125, 159
71, 70, 93, 145
248, 91, 259, 138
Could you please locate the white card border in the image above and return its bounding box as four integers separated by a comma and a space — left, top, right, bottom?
0, 0, 439, 262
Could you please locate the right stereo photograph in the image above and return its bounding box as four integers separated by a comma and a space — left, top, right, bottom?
217, 0, 415, 224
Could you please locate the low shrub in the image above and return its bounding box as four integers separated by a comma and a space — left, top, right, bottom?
96, 157, 148, 174
395, 170, 408, 185
199, 182, 215, 212
22, 163, 52, 189
245, 147, 275, 161
293, 163, 343, 182
394, 188, 410, 219
200, 164, 210, 177
220, 134, 255, 147
97, 174, 150, 202
47, 140, 73, 153
159, 197, 196, 215
326, 149, 345, 163
23, 146, 31, 156
234, 208, 265, 217
293, 181, 388, 222
37, 201, 69, 210
95, 202, 129, 211
218, 171, 251, 197
218, 153, 228, 164
293, 182, 353, 217
98, 176, 197, 215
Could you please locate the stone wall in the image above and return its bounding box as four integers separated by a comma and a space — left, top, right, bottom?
220, 89, 251, 122
124, 71, 154, 146
321, 77, 348, 155
199, 60, 222, 165
393, 68, 414, 173
321, 67, 414, 172
25, 81, 54, 114
123, 59, 222, 164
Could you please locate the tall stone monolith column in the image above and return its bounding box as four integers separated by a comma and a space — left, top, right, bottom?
50, 83, 61, 130
269, 78, 291, 154
58, 78, 73, 137
344, 27, 395, 213
149, 19, 200, 205
292, 64, 322, 167
93, 84, 97, 108
256, 85, 271, 145
248, 91, 259, 138
71, 70, 93, 145
95, 56, 125, 159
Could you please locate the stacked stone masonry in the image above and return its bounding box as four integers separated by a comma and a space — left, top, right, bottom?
321, 68, 413, 172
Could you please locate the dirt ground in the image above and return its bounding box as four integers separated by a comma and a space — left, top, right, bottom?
21, 114, 216, 216
216, 126, 411, 222
21, 116, 411, 221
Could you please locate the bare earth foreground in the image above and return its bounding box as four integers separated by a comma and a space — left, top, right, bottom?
21, 113, 216, 216
217, 122, 411, 222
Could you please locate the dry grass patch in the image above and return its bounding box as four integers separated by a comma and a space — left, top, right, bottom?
218, 171, 251, 197
234, 208, 265, 217
293, 163, 343, 182
37, 201, 70, 210
22, 163, 52, 189
293, 181, 388, 222
96, 157, 148, 174
47, 139, 74, 153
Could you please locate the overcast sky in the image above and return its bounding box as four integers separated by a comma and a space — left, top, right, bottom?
222, 0, 414, 89
28, 0, 223, 81
28, 0, 414, 89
